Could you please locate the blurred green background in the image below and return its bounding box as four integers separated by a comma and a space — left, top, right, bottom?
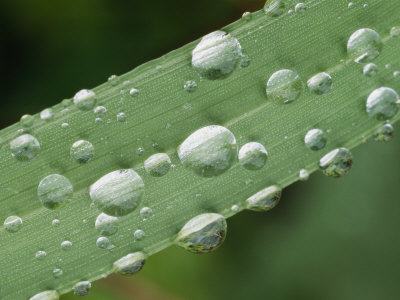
1, 0, 399, 299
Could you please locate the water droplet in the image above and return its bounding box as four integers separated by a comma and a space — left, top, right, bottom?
363, 63, 378, 77
133, 229, 145, 240
29, 290, 59, 300
108, 75, 120, 86
348, 2, 354, 8
61, 240, 72, 251
295, 3, 307, 13
394, 71, 400, 78
95, 213, 119, 236
96, 236, 114, 249
70, 140, 94, 163
129, 88, 139, 97
140, 207, 153, 221
366, 87, 399, 120
304, 129, 327, 150
374, 123, 394, 142
35, 250, 47, 260
178, 125, 237, 177
288, 9, 294, 15
52, 219, 60, 227
95, 117, 103, 124
266, 69, 303, 103
184, 80, 197, 93
94, 106, 107, 115
20, 114, 34, 128
307, 72, 332, 95
90, 169, 145, 216
240, 54, 251, 68
73, 89, 97, 111
390, 26, 400, 38
347, 28, 382, 63
53, 268, 63, 278
61, 122, 69, 129
264, 0, 286, 17
40, 108, 54, 121
4, 216, 23, 233
238, 142, 268, 170
192, 31, 243, 80
242, 11, 252, 21
363, 3, 368, 8
231, 204, 240, 212
37, 174, 73, 210
72, 281, 91, 296
299, 169, 309, 181
10, 134, 40, 161
144, 153, 171, 177
61, 99, 71, 107
246, 185, 282, 212
112, 252, 146, 276
117, 112, 126, 122
385, 64, 391, 69
176, 213, 227, 254
319, 147, 353, 178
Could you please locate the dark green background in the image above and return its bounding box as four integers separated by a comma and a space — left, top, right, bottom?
1, 0, 399, 299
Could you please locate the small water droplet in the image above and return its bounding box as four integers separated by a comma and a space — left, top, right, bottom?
231, 204, 240, 212
129, 88, 139, 97
242, 11, 252, 21
299, 169, 309, 181
133, 229, 145, 240
295, 3, 307, 13
52, 219, 60, 227
40, 108, 54, 121
385, 64, 391, 69
72, 281, 91, 296
95, 117, 103, 124
238, 142, 268, 170
140, 207, 153, 221
35, 250, 47, 260
307, 72, 332, 95
61, 240, 72, 251
29, 290, 59, 300
363, 63, 378, 77
73, 89, 97, 111
184, 80, 197, 93
178, 125, 237, 177
53, 268, 63, 278
347, 28, 382, 63
95, 213, 119, 236
108, 75, 120, 86
4, 216, 23, 233
10, 134, 40, 161
144, 153, 171, 177
264, 0, 286, 17
304, 129, 327, 150
319, 147, 353, 178
393, 71, 400, 78
61, 122, 69, 129
246, 185, 282, 212
176, 213, 227, 254
94, 106, 107, 115
20, 114, 34, 128
96, 236, 114, 249
266, 69, 303, 103
90, 169, 144, 216
37, 174, 73, 210
390, 26, 400, 38
363, 3, 368, 8
366, 87, 399, 120
117, 112, 127, 122
374, 123, 394, 142
113, 252, 146, 276
70, 140, 94, 163
348, 2, 354, 8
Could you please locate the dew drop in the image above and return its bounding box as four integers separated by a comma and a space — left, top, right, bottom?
347, 2, 354, 8
10, 134, 40, 161
177, 125, 237, 177
242, 12, 252, 21
374, 123, 394, 142
20, 114, 34, 128
94, 106, 107, 115
61, 122, 69, 129
304, 129, 327, 150
52, 219, 60, 227
184, 80, 197, 93
231, 204, 240, 212
95, 213, 119, 236
70, 140, 94, 163
112, 252, 146, 276
266, 69, 303, 103
72, 281, 91, 296
363, 63, 378, 77
90, 169, 145, 216
238, 142, 268, 170
133, 229, 145, 240
390, 26, 400, 38
108, 75, 120, 86
53, 268, 63, 278
40, 108, 54, 121
192, 31, 243, 80
61, 240, 72, 251
264, 0, 286, 17
95, 117, 103, 124
347, 28, 382, 63
96, 236, 114, 249
299, 169, 309, 181
29, 290, 59, 300
246, 185, 282, 212
394, 71, 400, 78
73, 89, 97, 111
117, 112, 127, 122
240, 54, 251, 68
37, 174, 73, 210
366, 87, 399, 120
176, 213, 227, 254
140, 207, 153, 221
319, 147, 353, 178
4, 216, 23, 233
307, 72, 332, 95
129, 88, 140, 97
144, 153, 171, 177
35, 250, 47, 260
295, 3, 307, 13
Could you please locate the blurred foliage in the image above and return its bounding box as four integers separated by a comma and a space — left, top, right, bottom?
1, 0, 399, 299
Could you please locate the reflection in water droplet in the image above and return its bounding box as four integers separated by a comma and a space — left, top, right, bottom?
95, 213, 119, 236
374, 123, 394, 142
70, 140, 94, 164
264, 0, 286, 17
238, 142, 268, 170
363, 63, 378, 77
90, 169, 145, 216
113, 252, 146, 276
4, 216, 23, 233
347, 28, 382, 63
307, 72, 332, 95
319, 148, 353, 178
304, 129, 326, 150
73, 281, 91, 296
73, 89, 97, 111
192, 31, 243, 80
366, 87, 399, 120
37, 174, 73, 210
10, 134, 40, 161
176, 213, 227, 254
266, 69, 303, 103
178, 125, 237, 177
144, 153, 171, 177
29, 290, 59, 300
246, 185, 282, 212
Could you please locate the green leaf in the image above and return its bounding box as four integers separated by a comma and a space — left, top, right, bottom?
1, 0, 399, 299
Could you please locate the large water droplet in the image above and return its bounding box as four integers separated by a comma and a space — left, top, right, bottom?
29, 290, 59, 300
73, 89, 97, 111
144, 153, 171, 177
319, 147, 353, 178
264, 0, 286, 17
246, 185, 282, 212
374, 123, 394, 142
70, 140, 94, 163
266, 69, 303, 103
307, 72, 332, 95
347, 28, 382, 63
10, 134, 40, 161
4, 216, 23, 233
37, 174, 73, 209
178, 125, 237, 177
72, 281, 91, 296
95, 213, 119, 236
363, 63, 378, 77
176, 213, 227, 254
112, 252, 146, 276
238, 142, 268, 170
366, 87, 399, 120
304, 129, 326, 150
192, 31, 243, 80
90, 169, 145, 216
